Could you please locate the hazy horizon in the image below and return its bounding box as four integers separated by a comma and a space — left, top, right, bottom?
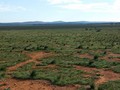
0, 0, 120, 22
1, 21, 120, 23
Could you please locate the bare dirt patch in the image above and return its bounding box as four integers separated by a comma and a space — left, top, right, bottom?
75, 65, 120, 85
100, 53, 120, 62
78, 53, 93, 59
0, 79, 77, 90
75, 66, 98, 72
96, 70, 120, 85
33, 64, 58, 70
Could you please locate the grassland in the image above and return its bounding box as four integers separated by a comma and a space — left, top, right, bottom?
0, 24, 120, 90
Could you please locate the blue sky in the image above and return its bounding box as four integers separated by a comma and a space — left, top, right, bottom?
0, 0, 120, 22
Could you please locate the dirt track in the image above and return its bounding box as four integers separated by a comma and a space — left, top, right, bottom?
8, 52, 52, 71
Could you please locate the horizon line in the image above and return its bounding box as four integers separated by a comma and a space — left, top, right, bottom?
0, 20, 120, 23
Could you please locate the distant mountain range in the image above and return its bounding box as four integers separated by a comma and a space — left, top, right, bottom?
0, 21, 120, 26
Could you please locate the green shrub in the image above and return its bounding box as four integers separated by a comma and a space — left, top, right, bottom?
0, 72, 5, 79
40, 55, 120, 69
12, 71, 31, 79
17, 62, 34, 71
111, 65, 120, 73
40, 55, 91, 67
93, 55, 99, 60
13, 68, 94, 86
0, 66, 6, 71
0, 51, 29, 69
90, 60, 119, 68
112, 48, 120, 54
98, 80, 120, 90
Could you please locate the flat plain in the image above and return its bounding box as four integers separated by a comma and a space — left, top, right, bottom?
0, 24, 120, 90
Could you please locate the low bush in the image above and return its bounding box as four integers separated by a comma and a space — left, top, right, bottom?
12, 71, 31, 79
0, 65, 6, 71
98, 80, 120, 90
39, 55, 90, 67
0, 51, 29, 69
17, 62, 34, 71
40, 55, 120, 69
12, 68, 94, 86
111, 65, 120, 73
33, 68, 93, 86
0, 72, 5, 79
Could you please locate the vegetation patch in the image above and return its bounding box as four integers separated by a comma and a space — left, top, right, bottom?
0, 27, 120, 89
12, 68, 94, 86
12, 71, 31, 79
111, 65, 120, 73
39, 55, 120, 68
17, 62, 35, 71
0, 51, 29, 69
0, 72, 5, 79
98, 80, 120, 90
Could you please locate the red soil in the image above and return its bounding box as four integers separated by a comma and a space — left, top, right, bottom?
78, 53, 93, 59
100, 53, 120, 62
75, 65, 120, 85
8, 52, 53, 71
0, 79, 77, 90
96, 70, 120, 85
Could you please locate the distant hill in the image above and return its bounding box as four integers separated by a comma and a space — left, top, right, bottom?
0, 21, 120, 26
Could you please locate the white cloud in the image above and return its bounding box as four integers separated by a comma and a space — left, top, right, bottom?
112, 0, 120, 12
60, 2, 109, 12
47, 0, 81, 4
47, 0, 120, 13
0, 4, 26, 12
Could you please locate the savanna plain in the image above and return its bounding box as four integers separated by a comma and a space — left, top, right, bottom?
0, 24, 120, 90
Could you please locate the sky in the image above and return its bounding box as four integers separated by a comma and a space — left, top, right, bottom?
0, 0, 120, 22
